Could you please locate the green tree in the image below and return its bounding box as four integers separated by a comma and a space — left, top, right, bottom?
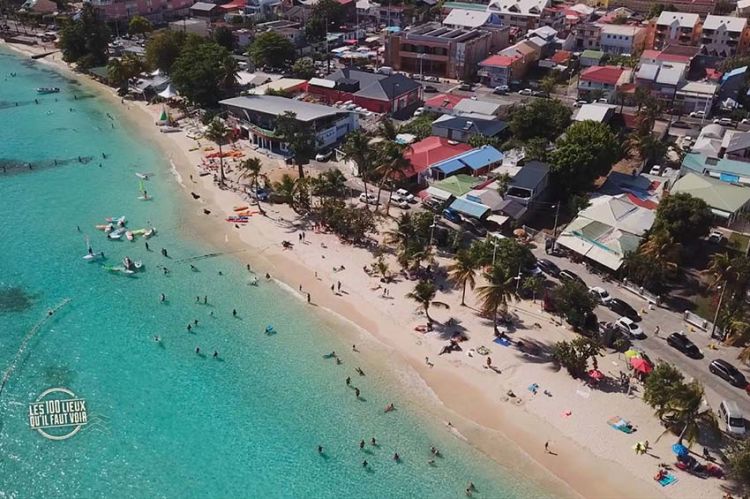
374, 141, 409, 214
727, 439, 750, 492
476, 264, 516, 333
291, 57, 316, 79
400, 113, 437, 140
638, 228, 682, 276
342, 130, 374, 207
406, 280, 448, 323
552, 337, 601, 378
204, 119, 231, 185
273, 174, 303, 212
238, 157, 266, 215
213, 26, 234, 51
448, 250, 478, 306
549, 120, 621, 199
106, 54, 142, 91
145, 30, 185, 73
468, 134, 502, 149
128, 15, 152, 36
656, 379, 718, 446
643, 362, 686, 413
652, 192, 712, 245
553, 281, 596, 331
509, 99, 571, 142
276, 111, 316, 180
248, 31, 295, 69
521, 275, 545, 302
304, 0, 346, 41
171, 41, 236, 107
59, 3, 110, 67
539, 72, 558, 96
621, 250, 672, 294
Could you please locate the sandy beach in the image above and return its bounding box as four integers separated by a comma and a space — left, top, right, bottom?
4, 41, 729, 499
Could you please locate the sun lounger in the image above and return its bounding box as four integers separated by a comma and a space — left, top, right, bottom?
607, 416, 635, 433
494, 337, 511, 347
658, 473, 678, 487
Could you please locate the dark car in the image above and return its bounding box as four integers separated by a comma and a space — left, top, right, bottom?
462, 218, 487, 236
442, 208, 462, 224
459, 83, 473, 91
423, 85, 438, 93
709, 359, 748, 388
606, 298, 640, 322
559, 269, 586, 287
666, 332, 702, 359
536, 258, 560, 277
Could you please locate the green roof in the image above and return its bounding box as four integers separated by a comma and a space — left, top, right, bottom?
432, 174, 480, 197
88, 66, 109, 80
443, 2, 488, 11
581, 50, 604, 60
671, 172, 750, 215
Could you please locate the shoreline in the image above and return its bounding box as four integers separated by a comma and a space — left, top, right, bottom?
3, 41, 700, 499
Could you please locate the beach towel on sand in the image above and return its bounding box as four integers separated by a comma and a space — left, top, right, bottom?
658, 474, 677, 487
494, 337, 511, 347
607, 416, 635, 433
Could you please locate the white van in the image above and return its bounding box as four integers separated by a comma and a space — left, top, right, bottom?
719, 400, 746, 435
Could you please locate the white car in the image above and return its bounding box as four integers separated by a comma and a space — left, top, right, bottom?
589, 286, 612, 304
518, 88, 533, 96
359, 193, 378, 205
615, 317, 645, 339
690, 110, 706, 118
714, 117, 734, 127
649, 164, 663, 176
395, 199, 410, 209
396, 188, 415, 203
413, 107, 424, 117
315, 150, 333, 162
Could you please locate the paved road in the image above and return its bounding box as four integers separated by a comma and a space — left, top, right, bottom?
529, 245, 750, 418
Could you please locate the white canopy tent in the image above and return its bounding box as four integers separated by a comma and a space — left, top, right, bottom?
158, 84, 178, 99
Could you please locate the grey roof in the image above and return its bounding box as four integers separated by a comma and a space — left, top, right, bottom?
191, 2, 217, 11
509, 161, 549, 190
219, 96, 345, 122
432, 115, 507, 136
498, 198, 527, 220
453, 99, 501, 116
327, 68, 420, 101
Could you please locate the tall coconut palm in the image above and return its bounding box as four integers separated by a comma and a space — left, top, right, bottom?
238, 157, 266, 215
219, 54, 239, 94
638, 229, 681, 276
375, 141, 409, 215
655, 380, 718, 446
276, 111, 315, 179
476, 264, 516, 333
342, 130, 373, 207
205, 118, 231, 186
448, 250, 478, 306
406, 280, 448, 323
273, 173, 301, 212
378, 117, 399, 141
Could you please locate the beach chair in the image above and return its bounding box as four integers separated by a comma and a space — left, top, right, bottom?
607, 416, 635, 433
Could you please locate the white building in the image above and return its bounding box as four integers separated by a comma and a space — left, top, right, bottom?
674, 81, 719, 114
598, 24, 646, 55
487, 0, 550, 32
654, 11, 700, 49
702, 15, 748, 57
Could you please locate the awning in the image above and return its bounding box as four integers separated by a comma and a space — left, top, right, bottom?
449, 198, 490, 219
309, 77, 335, 89
585, 244, 623, 271
158, 84, 178, 99
426, 186, 452, 201
486, 214, 509, 226
432, 157, 466, 176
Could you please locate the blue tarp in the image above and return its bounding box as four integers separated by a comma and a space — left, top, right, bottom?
431, 146, 503, 175
449, 197, 490, 219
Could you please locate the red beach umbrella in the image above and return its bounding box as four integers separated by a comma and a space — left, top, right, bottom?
588, 369, 604, 380
630, 357, 653, 374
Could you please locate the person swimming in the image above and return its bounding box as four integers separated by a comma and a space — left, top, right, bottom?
160, 293, 166, 302
393, 452, 400, 462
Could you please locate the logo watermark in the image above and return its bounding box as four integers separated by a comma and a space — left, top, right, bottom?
28, 387, 88, 440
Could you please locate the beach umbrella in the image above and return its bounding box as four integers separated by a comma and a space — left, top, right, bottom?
158, 107, 168, 122
588, 369, 604, 380
513, 228, 526, 237
624, 349, 640, 359
630, 357, 653, 374
672, 443, 688, 457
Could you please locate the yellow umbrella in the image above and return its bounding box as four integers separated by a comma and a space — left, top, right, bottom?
624, 349, 640, 359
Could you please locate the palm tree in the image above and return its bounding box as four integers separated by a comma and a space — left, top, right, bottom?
476, 264, 515, 333
406, 280, 448, 323
238, 157, 266, 215
378, 118, 399, 141
374, 256, 390, 281
219, 55, 239, 94
276, 111, 315, 179
656, 380, 718, 446
522, 275, 545, 302
205, 118, 231, 186
638, 229, 681, 276
342, 130, 373, 208
447, 250, 478, 306
273, 173, 301, 212
375, 141, 409, 215
312, 168, 348, 201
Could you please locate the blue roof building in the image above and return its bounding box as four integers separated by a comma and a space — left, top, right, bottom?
681, 152, 750, 186
429, 145, 503, 179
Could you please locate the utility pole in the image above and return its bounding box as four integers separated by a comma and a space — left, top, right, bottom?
551, 203, 560, 252
711, 283, 728, 340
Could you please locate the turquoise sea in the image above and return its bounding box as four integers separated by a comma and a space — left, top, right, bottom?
0, 48, 551, 498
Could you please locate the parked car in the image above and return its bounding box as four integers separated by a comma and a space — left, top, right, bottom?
649, 164, 663, 176
596, 98, 609, 104
493, 85, 509, 94
315, 150, 333, 162
536, 258, 560, 277
531, 90, 547, 97
710, 359, 748, 388
396, 188, 416, 203
359, 193, 378, 205
689, 110, 706, 119
666, 332, 702, 358
518, 88, 533, 96
708, 231, 725, 244
615, 316, 645, 339
559, 269, 585, 286
718, 400, 746, 435
672, 121, 690, 128
573, 99, 588, 107
589, 286, 612, 304
422, 198, 443, 212
423, 85, 438, 93
394, 199, 410, 209
606, 298, 640, 322
459, 83, 473, 91
714, 117, 735, 127
414, 107, 425, 117
442, 208, 462, 223
742, 118, 750, 125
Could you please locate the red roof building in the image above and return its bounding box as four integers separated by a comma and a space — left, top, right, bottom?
402, 136, 472, 179
550, 50, 571, 65
423, 93, 464, 114
580, 66, 625, 86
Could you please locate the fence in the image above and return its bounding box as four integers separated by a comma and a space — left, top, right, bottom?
620, 278, 661, 306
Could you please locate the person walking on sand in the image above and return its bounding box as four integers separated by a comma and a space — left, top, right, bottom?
486, 357, 492, 369
307, 293, 311, 303
355, 387, 360, 398
545, 441, 551, 453
654, 326, 660, 338
346, 376, 351, 386
337, 281, 341, 292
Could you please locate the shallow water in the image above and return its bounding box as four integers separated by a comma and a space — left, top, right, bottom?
0, 48, 551, 498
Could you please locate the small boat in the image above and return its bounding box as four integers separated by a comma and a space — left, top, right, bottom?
82, 236, 100, 261
105, 216, 126, 225
226, 216, 249, 223
133, 260, 143, 270
131, 229, 147, 236
36, 87, 60, 94
108, 228, 125, 240
125, 231, 134, 241
95, 223, 112, 231
159, 126, 181, 133
144, 227, 156, 239
103, 265, 134, 275
135, 172, 151, 180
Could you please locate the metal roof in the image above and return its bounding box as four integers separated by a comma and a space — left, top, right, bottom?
671, 172, 750, 214
509, 161, 549, 190
219, 96, 345, 122
430, 146, 503, 175
449, 197, 490, 219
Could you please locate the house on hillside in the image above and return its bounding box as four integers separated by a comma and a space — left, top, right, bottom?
671, 172, 750, 226
431, 115, 508, 143
578, 65, 631, 102
428, 145, 503, 180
